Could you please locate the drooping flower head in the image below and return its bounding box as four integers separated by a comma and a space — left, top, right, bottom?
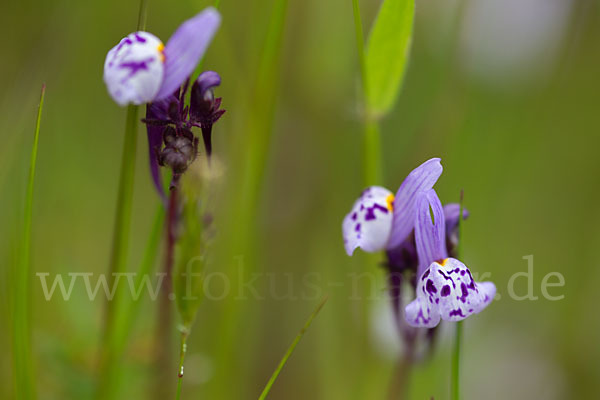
342, 158, 443, 256
404, 189, 496, 328
103, 8, 221, 106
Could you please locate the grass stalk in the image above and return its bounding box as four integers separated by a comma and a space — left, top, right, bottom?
451, 189, 465, 400
258, 296, 328, 400
12, 83, 45, 400
352, 0, 382, 186
97, 1, 149, 398
174, 330, 189, 400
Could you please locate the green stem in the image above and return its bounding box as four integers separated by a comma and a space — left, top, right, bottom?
97, 1, 149, 397
352, 0, 382, 186
363, 117, 382, 186
352, 0, 367, 96
174, 330, 189, 400
13, 84, 45, 400
451, 189, 465, 400
451, 321, 463, 400
258, 296, 328, 400
97, 104, 139, 400
136, 0, 148, 30
111, 204, 165, 358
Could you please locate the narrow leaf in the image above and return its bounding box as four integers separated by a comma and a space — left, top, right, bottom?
365, 0, 415, 116
13, 83, 45, 400
258, 296, 328, 400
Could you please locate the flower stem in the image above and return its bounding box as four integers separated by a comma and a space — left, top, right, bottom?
351, 0, 382, 186
12, 83, 45, 400
174, 330, 189, 400
155, 182, 179, 400
451, 321, 463, 400
451, 189, 465, 400
363, 117, 382, 185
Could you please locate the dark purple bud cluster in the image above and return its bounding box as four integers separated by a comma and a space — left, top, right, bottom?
158, 126, 198, 174
143, 71, 225, 195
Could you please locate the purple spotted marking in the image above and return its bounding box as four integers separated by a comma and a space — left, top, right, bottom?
364, 203, 388, 221
426, 279, 437, 294
441, 285, 450, 297
119, 58, 155, 82
449, 309, 465, 318
405, 258, 496, 328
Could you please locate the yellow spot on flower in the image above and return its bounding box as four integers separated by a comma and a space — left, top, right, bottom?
438, 258, 449, 266
157, 43, 165, 62
386, 194, 395, 212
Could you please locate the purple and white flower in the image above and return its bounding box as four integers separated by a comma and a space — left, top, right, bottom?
103, 8, 221, 106
342, 158, 443, 256
405, 189, 496, 328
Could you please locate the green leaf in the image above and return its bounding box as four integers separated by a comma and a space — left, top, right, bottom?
365, 0, 415, 116
12, 83, 45, 400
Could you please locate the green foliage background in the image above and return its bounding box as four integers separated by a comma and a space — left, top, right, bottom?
1, 0, 599, 398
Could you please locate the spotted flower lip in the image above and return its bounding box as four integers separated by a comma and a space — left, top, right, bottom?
405, 189, 496, 328
342, 158, 443, 256
103, 7, 221, 106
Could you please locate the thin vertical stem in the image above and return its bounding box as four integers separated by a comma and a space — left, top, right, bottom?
363, 117, 382, 186
13, 84, 45, 400
352, 0, 382, 186
155, 184, 179, 400
352, 0, 367, 97
97, 1, 149, 398
351, 3, 383, 397
451, 321, 463, 400
174, 331, 189, 400
451, 189, 465, 400
136, 0, 148, 30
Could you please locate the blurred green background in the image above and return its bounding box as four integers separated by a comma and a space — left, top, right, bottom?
1, 0, 599, 398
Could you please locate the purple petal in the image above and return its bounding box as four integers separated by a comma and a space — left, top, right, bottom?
387, 158, 443, 250
145, 101, 171, 202
154, 8, 221, 101
405, 258, 496, 328
414, 189, 448, 278
190, 71, 221, 121
342, 186, 395, 255
193, 71, 221, 96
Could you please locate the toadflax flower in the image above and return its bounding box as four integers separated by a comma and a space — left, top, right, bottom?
103, 8, 226, 199
405, 189, 496, 328
103, 8, 221, 106
342, 158, 443, 256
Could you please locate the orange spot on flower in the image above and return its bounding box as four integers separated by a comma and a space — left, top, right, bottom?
386, 194, 395, 212
157, 43, 165, 62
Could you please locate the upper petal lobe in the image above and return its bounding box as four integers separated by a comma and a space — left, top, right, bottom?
387, 158, 443, 249
155, 8, 221, 100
